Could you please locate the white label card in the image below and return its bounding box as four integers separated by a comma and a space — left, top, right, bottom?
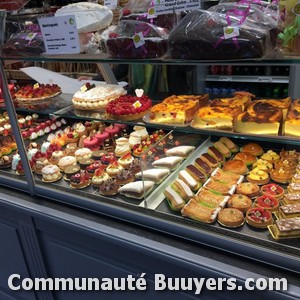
147, 7, 157, 18
223, 26, 240, 39
38, 15, 80, 55
153, 0, 200, 15
133, 32, 145, 48
104, 0, 118, 8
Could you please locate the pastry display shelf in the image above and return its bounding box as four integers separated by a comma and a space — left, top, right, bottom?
205, 75, 290, 84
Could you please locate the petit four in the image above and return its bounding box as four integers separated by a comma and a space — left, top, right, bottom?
278, 204, 300, 219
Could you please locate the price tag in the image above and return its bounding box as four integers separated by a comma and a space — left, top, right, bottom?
33, 83, 39, 89
133, 100, 142, 108
38, 15, 80, 55
133, 32, 145, 48
258, 76, 273, 82
104, 0, 118, 8
80, 85, 88, 92
223, 26, 240, 39
25, 32, 37, 41
219, 76, 233, 81
147, 7, 157, 19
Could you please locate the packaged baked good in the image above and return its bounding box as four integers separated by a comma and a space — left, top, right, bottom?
105, 20, 168, 58
169, 8, 275, 60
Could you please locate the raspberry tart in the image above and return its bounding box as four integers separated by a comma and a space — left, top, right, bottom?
106, 94, 152, 121
246, 207, 273, 228
70, 170, 91, 189
261, 183, 284, 200
254, 195, 279, 213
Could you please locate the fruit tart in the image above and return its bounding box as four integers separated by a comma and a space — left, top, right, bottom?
15, 83, 61, 101
254, 195, 279, 213
246, 167, 270, 185
70, 170, 91, 189
270, 168, 293, 184
92, 167, 111, 188
118, 152, 134, 168
261, 183, 284, 200
106, 161, 123, 177
246, 207, 273, 228
99, 178, 119, 196
86, 161, 102, 178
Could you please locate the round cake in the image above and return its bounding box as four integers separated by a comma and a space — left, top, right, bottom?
217, 208, 245, 228
41, 165, 61, 182
246, 207, 273, 228
72, 83, 126, 110
106, 94, 152, 121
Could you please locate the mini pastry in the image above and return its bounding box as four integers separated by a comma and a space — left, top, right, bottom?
128, 159, 142, 175
185, 165, 207, 185
270, 168, 293, 184
252, 159, 273, 173
246, 167, 270, 185
181, 198, 221, 224
91, 168, 111, 187
129, 132, 142, 148
287, 183, 300, 194
118, 180, 155, 199
11, 153, 21, 171
236, 182, 260, 198
58, 156, 77, 171
246, 207, 273, 228
222, 159, 248, 175
164, 186, 186, 211
133, 124, 149, 140
115, 169, 135, 185
114, 137, 130, 157
171, 179, 194, 202
74, 122, 87, 137
227, 194, 252, 214
178, 170, 201, 191
64, 129, 79, 144
118, 152, 134, 168
199, 153, 219, 169
64, 164, 81, 180
279, 149, 299, 163
283, 193, 300, 205
210, 168, 242, 185
241, 143, 263, 156
41, 165, 61, 182
104, 124, 120, 138
207, 146, 225, 164
106, 161, 123, 177
254, 195, 279, 212
196, 189, 228, 208
261, 183, 284, 200
27, 148, 38, 160
41, 141, 51, 154
261, 150, 280, 163
219, 137, 238, 153
0, 155, 12, 169
27, 142, 40, 150
135, 168, 170, 184
165, 146, 195, 158
70, 170, 90, 189
83, 136, 99, 151
94, 131, 109, 145
92, 149, 107, 161
152, 156, 183, 170
100, 152, 116, 165
75, 148, 92, 161
64, 143, 78, 156
274, 159, 297, 172
292, 173, 300, 183
35, 157, 51, 175
203, 178, 235, 195
49, 150, 64, 165
84, 120, 97, 133
214, 141, 231, 158
268, 217, 300, 239
217, 208, 245, 227
103, 137, 115, 152
194, 157, 212, 175
99, 178, 120, 196
78, 158, 94, 170
278, 204, 300, 219
86, 161, 102, 178
234, 152, 257, 166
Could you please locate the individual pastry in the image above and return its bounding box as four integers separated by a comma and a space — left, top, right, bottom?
114, 137, 130, 157
0, 155, 12, 169
118, 180, 155, 199
11, 153, 21, 171
234, 152, 257, 166
103, 137, 115, 152
170, 179, 194, 202
94, 131, 109, 145
27, 141, 40, 150
64, 164, 81, 180
222, 159, 248, 175
227, 194, 252, 214
74, 122, 87, 138
287, 183, 300, 194
35, 157, 51, 175
91, 167, 111, 187
135, 168, 170, 184
75, 148, 92, 161
185, 165, 207, 185
268, 217, 300, 239
207, 146, 225, 164
274, 159, 297, 172
84, 120, 98, 133
118, 152, 134, 168
203, 178, 235, 196
64, 129, 79, 144
41, 165, 62, 182
99, 178, 120, 196
292, 173, 300, 183
283, 193, 300, 205
252, 159, 273, 173
132, 124, 149, 140
100, 152, 116, 165
128, 159, 141, 175
194, 157, 212, 175
219, 137, 238, 153
210, 168, 242, 185
181, 198, 221, 224
78, 158, 94, 170
164, 186, 186, 211
49, 150, 64, 165
58, 156, 77, 172
106, 161, 123, 177
128, 132, 142, 149
253, 195, 279, 212
70, 170, 90, 189
214, 141, 231, 158
41, 141, 51, 154
241, 143, 263, 156
246, 167, 270, 185
92, 149, 107, 161
261, 150, 280, 163
83, 136, 100, 151
64, 143, 78, 156
27, 148, 38, 160
178, 170, 201, 191
85, 161, 102, 178
115, 169, 135, 185
270, 168, 293, 184
104, 124, 120, 138
246, 207, 273, 228
279, 149, 299, 163
195, 189, 228, 208
217, 208, 245, 228
261, 183, 284, 200
236, 182, 260, 198
199, 153, 219, 169
152, 156, 183, 170
278, 204, 300, 219
165, 146, 195, 158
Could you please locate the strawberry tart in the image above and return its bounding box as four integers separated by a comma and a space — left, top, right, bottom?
106, 94, 152, 121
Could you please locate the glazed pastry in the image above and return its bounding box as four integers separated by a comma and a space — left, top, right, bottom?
118, 180, 155, 199
170, 179, 194, 202
227, 194, 252, 214
104, 124, 120, 138
234, 152, 257, 166
185, 165, 207, 185
41, 165, 61, 182
114, 137, 130, 157
261, 183, 284, 200
268, 217, 300, 239
236, 182, 260, 198
207, 146, 225, 164
210, 168, 242, 185
199, 153, 219, 169
165, 146, 195, 158
252, 159, 273, 173
261, 150, 280, 163
222, 159, 248, 175
135, 168, 170, 184
219, 137, 238, 153
246, 167, 270, 185
214, 141, 231, 158
241, 143, 263, 156
75, 148, 92, 160
106, 161, 123, 177
278, 204, 300, 219
178, 169, 201, 191
274, 159, 297, 172
70, 170, 90, 189
83, 136, 100, 151
64, 164, 81, 180
196, 189, 228, 208
115, 169, 135, 185
270, 168, 293, 184
194, 157, 212, 175
254, 195, 279, 212
99, 178, 119, 196
58, 156, 77, 171
217, 208, 245, 228
91, 168, 111, 187
164, 186, 186, 211
279, 149, 299, 163
152, 156, 183, 170
246, 207, 273, 228
203, 178, 235, 195
94, 131, 109, 145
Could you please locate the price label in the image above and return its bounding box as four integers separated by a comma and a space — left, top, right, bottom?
147, 7, 157, 19
219, 76, 233, 81
104, 0, 118, 8
223, 26, 240, 39
133, 32, 145, 48
258, 76, 273, 82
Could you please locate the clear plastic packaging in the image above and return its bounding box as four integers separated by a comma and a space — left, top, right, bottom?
105, 20, 168, 58
0, 0, 27, 11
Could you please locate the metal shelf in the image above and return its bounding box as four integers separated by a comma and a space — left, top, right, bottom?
205, 75, 289, 83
